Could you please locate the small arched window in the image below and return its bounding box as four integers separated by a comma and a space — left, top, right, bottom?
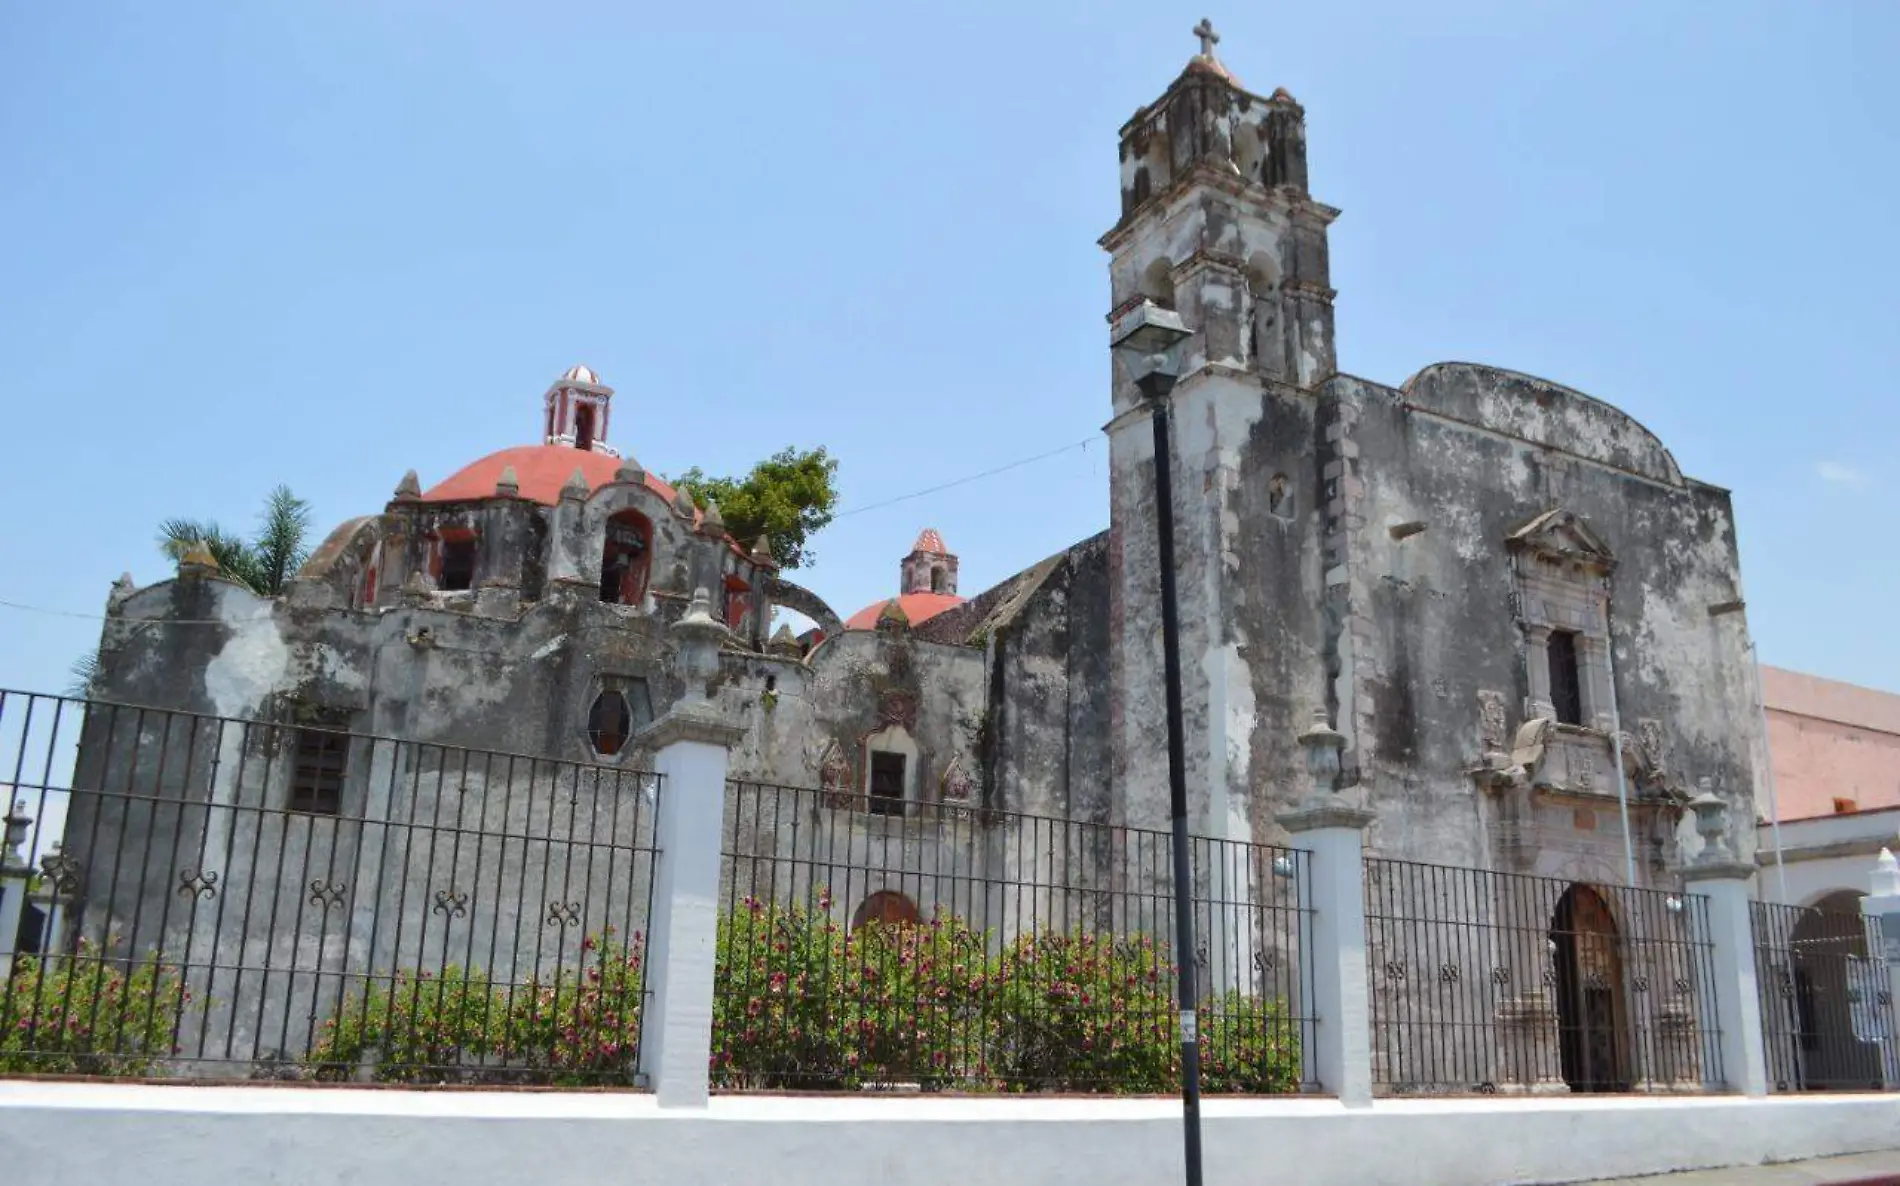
600, 511, 653, 605
574, 404, 596, 452
851, 891, 920, 932
432, 528, 478, 592
588, 690, 632, 756
930, 566, 947, 594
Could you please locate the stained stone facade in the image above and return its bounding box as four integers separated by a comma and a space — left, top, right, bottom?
71, 35, 1763, 1073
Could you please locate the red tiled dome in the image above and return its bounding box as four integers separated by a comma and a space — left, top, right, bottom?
911, 528, 947, 554
843, 592, 966, 631
419, 445, 680, 508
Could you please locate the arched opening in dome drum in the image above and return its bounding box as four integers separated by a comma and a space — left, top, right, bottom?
587, 690, 632, 756
600, 512, 652, 605
570, 401, 592, 452
433, 528, 478, 592
930, 565, 947, 594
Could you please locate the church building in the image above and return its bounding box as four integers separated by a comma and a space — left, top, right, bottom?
79, 30, 1763, 964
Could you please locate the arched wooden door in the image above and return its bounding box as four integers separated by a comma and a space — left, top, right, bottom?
1552, 884, 1631, 1092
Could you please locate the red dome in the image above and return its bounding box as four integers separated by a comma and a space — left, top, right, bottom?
420, 445, 681, 508
843, 592, 966, 631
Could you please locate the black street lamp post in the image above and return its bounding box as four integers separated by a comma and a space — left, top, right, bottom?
1109, 300, 1202, 1186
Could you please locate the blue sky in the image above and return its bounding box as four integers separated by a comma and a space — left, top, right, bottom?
2, 1, 1897, 699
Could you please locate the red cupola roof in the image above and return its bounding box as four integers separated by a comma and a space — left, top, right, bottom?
843, 592, 966, 631
419, 445, 680, 507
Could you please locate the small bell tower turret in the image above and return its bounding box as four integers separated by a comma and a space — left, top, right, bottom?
543, 364, 619, 457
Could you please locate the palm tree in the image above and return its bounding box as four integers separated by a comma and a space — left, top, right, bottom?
158, 485, 312, 597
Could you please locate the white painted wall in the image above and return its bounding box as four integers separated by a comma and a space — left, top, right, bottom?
3, 1082, 1898, 1186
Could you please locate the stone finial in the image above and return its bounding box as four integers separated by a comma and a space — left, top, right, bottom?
615, 454, 647, 486
769, 623, 802, 656
1687, 777, 1731, 864
560, 468, 590, 503
701, 498, 726, 536
1296, 708, 1346, 801
496, 466, 520, 497
1871, 847, 1900, 899
672, 483, 696, 519
401, 569, 433, 604
875, 599, 910, 633
394, 470, 422, 500
107, 572, 137, 613
750, 536, 775, 566
670, 587, 731, 703
177, 540, 220, 577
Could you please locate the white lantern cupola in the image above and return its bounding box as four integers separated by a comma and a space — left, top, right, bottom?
543, 364, 620, 458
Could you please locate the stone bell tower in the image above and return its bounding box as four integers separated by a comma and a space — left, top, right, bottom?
1102, 25, 1341, 846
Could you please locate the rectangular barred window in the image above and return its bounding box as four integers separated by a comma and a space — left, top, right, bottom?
290, 728, 349, 815
868, 752, 906, 817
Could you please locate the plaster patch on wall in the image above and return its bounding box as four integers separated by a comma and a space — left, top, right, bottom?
530, 636, 567, 662
204, 607, 291, 720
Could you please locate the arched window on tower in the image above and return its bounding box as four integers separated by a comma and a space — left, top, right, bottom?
432, 528, 478, 592
930, 565, 947, 594
574, 404, 596, 452
600, 511, 652, 605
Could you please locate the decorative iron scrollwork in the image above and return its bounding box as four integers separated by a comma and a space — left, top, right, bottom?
1438, 963, 1461, 985
546, 901, 582, 928
1584, 969, 1608, 990
178, 867, 219, 900
432, 888, 469, 919
1672, 976, 1693, 995
1632, 976, 1650, 994
308, 879, 348, 909
1542, 968, 1557, 987
1194, 943, 1209, 970
1253, 949, 1280, 973
1384, 960, 1407, 983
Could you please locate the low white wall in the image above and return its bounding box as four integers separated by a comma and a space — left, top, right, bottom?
2, 1083, 1897, 1186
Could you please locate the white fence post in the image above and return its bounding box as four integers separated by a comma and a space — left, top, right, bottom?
1680, 792, 1768, 1097
1860, 847, 1900, 1088
1277, 710, 1375, 1107
634, 591, 743, 1109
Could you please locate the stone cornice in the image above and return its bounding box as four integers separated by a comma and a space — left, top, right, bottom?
635, 701, 745, 752
1680, 859, 1757, 884
1277, 799, 1375, 834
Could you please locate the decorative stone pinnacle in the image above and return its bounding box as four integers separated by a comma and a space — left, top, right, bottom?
1687, 778, 1731, 864
669, 587, 732, 703
672, 483, 696, 519
560, 467, 590, 502
177, 540, 220, 575
615, 454, 646, 486
876, 599, 911, 632
750, 536, 774, 565
395, 469, 422, 500
769, 623, 802, 655
702, 498, 726, 536
108, 572, 137, 612
496, 465, 520, 496
402, 569, 432, 603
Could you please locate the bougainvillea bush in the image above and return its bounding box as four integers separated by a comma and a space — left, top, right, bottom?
0, 940, 189, 1076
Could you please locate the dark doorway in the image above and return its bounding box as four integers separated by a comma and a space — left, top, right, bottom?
1552, 884, 1630, 1092
1548, 630, 1583, 725
1784, 891, 1886, 1090
575, 404, 596, 452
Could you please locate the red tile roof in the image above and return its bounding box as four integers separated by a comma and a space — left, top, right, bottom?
911, 528, 947, 555
843, 592, 966, 631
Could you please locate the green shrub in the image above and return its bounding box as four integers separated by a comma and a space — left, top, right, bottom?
0, 940, 189, 1077
306, 963, 503, 1082
984, 930, 1180, 1092
1198, 989, 1302, 1094
505, 930, 644, 1085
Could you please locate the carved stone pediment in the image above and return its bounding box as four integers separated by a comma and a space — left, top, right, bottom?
1506, 507, 1615, 573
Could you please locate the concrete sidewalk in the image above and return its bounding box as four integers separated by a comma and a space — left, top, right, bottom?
1574, 1150, 1900, 1185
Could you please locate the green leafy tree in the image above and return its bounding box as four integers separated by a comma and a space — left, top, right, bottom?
158, 484, 313, 596
674, 447, 838, 570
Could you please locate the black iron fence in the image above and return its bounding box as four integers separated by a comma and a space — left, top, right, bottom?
1752, 902, 1899, 1092
0, 690, 660, 1085
716, 778, 1316, 1094
1365, 857, 1724, 1095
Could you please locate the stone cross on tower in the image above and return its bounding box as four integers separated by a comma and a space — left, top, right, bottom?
1193, 18, 1220, 58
